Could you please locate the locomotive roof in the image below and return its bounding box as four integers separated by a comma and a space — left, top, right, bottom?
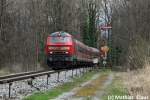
50, 31, 72, 37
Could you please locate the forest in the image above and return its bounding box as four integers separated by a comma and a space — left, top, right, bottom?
0, 0, 150, 72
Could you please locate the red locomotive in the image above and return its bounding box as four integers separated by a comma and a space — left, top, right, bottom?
45, 31, 100, 69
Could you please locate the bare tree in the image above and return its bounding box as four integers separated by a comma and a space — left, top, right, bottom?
0, 0, 103, 72
111, 0, 150, 69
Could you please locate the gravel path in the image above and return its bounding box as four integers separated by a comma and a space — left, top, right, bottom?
54, 74, 101, 100
93, 73, 114, 100
54, 72, 114, 100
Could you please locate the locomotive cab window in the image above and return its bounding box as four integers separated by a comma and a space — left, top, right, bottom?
51, 36, 71, 43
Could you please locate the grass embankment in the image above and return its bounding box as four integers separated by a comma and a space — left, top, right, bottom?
24, 69, 103, 100
102, 73, 128, 100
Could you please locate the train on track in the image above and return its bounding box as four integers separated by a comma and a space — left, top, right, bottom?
45, 31, 100, 70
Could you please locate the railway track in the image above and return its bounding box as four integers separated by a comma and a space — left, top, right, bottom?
0, 67, 95, 99
0, 70, 58, 84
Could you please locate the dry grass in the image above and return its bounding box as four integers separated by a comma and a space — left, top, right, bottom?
0, 67, 11, 76
122, 63, 150, 96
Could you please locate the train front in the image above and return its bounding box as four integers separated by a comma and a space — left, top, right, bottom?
45, 32, 74, 69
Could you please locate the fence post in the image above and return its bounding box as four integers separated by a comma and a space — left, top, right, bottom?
79, 68, 81, 76
83, 68, 85, 74
65, 70, 67, 79
76, 69, 78, 76
72, 69, 74, 78
57, 71, 60, 82
8, 83, 12, 98
47, 74, 50, 85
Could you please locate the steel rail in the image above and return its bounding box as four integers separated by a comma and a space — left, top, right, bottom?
0, 69, 68, 84
0, 70, 52, 80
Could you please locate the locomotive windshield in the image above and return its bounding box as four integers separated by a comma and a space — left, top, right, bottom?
51, 36, 71, 43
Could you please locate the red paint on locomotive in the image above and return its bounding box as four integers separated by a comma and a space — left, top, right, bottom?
45, 32, 75, 55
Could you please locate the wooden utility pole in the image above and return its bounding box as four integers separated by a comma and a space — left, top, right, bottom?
104, 0, 107, 39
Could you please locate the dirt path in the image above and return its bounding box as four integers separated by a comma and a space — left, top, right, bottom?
54, 72, 114, 100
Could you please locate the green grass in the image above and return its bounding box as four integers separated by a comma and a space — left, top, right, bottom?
24, 70, 100, 100
102, 74, 128, 100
